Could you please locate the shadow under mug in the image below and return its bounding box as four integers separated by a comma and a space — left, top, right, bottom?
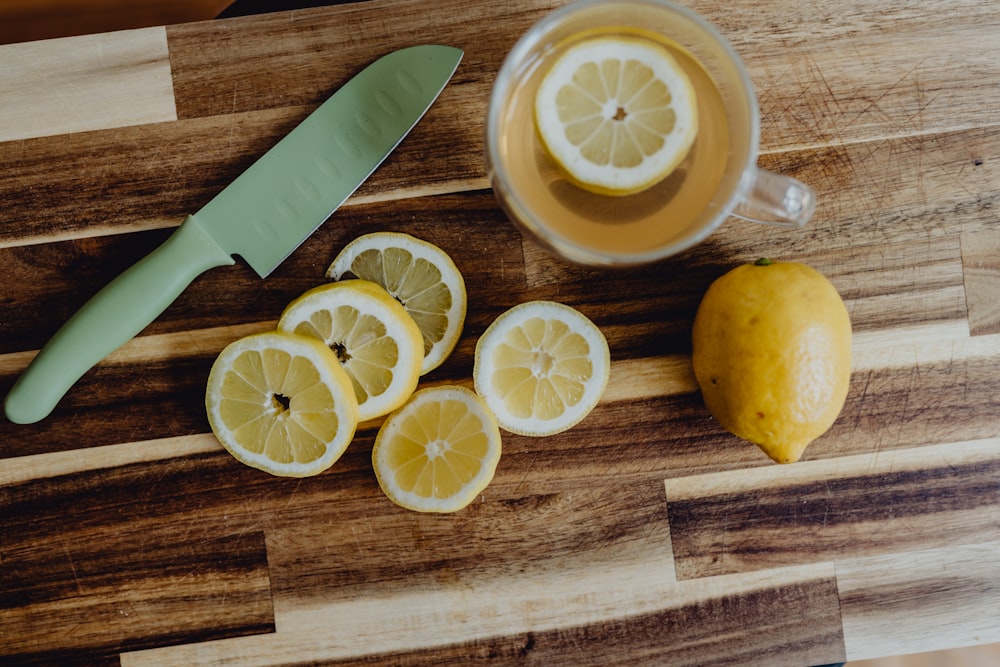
486, 0, 816, 267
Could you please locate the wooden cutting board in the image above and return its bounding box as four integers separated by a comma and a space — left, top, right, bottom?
2, 0, 999, 664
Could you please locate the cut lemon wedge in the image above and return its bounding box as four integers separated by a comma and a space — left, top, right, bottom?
534, 35, 698, 196
205, 331, 359, 477
277, 279, 423, 422
473, 300, 610, 436
327, 232, 467, 375
373, 385, 502, 513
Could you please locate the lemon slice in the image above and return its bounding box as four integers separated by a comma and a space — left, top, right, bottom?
327, 232, 467, 375
534, 35, 698, 196
277, 279, 423, 421
205, 331, 359, 477
473, 300, 610, 436
373, 385, 502, 513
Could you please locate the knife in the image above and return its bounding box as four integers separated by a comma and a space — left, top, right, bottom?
4, 44, 463, 425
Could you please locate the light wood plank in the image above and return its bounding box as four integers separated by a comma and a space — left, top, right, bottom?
0, 433, 222, 485
0, 27, 176, 142
851, 322, 1000, 371
839, 540, 1000, 661
121, 562, 842, 666
961, 229, 1000, 336
741, 9, 1000, 151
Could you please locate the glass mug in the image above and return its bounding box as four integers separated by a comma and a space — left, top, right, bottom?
486, 0, 815, 267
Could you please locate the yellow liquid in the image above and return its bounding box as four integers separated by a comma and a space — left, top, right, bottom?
495, 30, 731, 259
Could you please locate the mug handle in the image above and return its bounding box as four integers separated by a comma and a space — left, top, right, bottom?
731, 167, 816, 228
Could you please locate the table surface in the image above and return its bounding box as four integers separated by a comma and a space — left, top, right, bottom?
2, 1, 999, 665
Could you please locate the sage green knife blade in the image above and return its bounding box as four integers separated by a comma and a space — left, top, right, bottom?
201, 44, 463, 277
4, 44, 463, 425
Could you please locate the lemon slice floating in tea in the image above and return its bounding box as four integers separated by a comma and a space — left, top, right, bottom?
534, 35, 698, 196
373, 385, 502, 513
206, 331, 360, 477
473, 300, 610, 436
327, 232, 467, 375
277, 279, 424, 422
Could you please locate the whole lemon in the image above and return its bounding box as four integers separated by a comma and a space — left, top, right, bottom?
691, 259, 852, 463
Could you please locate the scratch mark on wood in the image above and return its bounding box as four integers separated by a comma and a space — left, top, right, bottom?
59, 536, 85, 596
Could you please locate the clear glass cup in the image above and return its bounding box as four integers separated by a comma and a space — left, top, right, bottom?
486, 0, 816, 267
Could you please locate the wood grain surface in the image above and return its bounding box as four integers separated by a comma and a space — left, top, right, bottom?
1, 0, 999, 664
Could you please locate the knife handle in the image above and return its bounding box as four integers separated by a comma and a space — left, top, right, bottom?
4, 215, 235, 424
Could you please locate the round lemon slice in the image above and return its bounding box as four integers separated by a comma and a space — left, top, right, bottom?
327, 232, 467, 375
534, 35, 698, 196
277, 279, 423, 422
373, 385, 502, 513
473, 300, 610, 436
206, 331, 359, 477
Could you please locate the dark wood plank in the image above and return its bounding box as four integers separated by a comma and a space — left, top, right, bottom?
165, 0, 553, 119
0, 110, 298, 247
0, 191, 518, 352
665, 440, 1000, 580
1, 466, 274, 662
264, 474, 673, 605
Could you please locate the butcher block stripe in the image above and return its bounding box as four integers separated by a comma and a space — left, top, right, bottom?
852, 322, 1000, 370
664, 438, 1000, 579
3, 317, 999, 460
0, 433, 222, 485
961, 229, 1000, 336
0, 109, 308, 250
163, 0, 1000, 151
839, 540, 1000, 660
0, 28, 176, 143
0, 524, 274, 664
121, 562, 842, 666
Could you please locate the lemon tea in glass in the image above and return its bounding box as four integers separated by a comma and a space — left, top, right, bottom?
486, 0, 815, 267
